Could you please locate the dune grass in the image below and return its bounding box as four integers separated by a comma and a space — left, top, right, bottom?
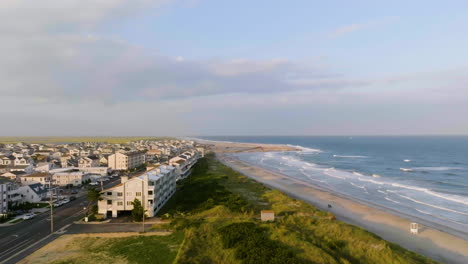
49, 232, 185, 264
157, 153, 438, 264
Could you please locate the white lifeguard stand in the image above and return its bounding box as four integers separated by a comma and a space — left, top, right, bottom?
410, 223, 419, 234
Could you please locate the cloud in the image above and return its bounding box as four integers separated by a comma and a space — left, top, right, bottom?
328, 17, 399, 38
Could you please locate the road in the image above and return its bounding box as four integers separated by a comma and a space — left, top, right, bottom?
0, 177, 120, 264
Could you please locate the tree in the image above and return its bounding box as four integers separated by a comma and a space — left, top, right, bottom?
86, 187, 101, 217
131, 198, 144, 222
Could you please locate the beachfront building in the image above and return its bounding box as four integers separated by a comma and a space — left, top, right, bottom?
169, 151, 199, 180
108, 151, 146, 171
98, 165, 177, 218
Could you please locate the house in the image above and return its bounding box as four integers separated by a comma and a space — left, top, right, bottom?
35, 162, 57, 172
78, 157, 99, 168
99, 156, 108, 166
19, 173, 51, 186
1, 171, 24, 182
107, 151, 146, 171
98, 165, 176, 218
17, 183, 47, 203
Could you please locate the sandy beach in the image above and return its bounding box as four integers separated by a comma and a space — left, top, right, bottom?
211, 141, 468, 264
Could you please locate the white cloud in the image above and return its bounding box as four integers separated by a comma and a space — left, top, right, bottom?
328, 17, 399, 38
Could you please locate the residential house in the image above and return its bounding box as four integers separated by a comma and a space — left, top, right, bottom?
17, 183, 47, 203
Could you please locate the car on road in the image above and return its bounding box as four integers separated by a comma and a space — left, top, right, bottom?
61, 198, 70, 204
89, 182, 98, 186
22, 213, 36, 220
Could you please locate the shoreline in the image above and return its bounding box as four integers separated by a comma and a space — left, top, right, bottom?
213, 148, 468, 264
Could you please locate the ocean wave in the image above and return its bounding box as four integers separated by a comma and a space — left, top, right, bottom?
397, 194, 468, 216
350, 182, 366, 189
372, 174, 381, 178
287, 144, 322, 153
384, 197, 401, 204
410, 167, 462, 171
352, 172, 364, 177
390, 183, 468, 206
400, 168, 413, 172
333, 155, 368, 158
377, 190, 387, 194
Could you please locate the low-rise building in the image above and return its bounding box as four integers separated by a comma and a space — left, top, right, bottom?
17, 183, 48, 203
19, 173, 52, 186
108, 151, 146, 171
169, 151, 199, 180
53, 170, 89, 186
98, 165, 176, 218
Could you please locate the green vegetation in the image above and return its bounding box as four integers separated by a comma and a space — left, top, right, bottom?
0, 136, 175, 144
9, 202, 49, 211
131, 198, 144, 222
157, 153, 437, 264
50, 232, 185, 264
85, 187, 101, 221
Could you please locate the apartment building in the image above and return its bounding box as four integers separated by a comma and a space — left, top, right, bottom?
98, 165, 176, 218
19, 173, 52, 186
108, 151, 146, 171
169, 151, 199, 180
53, 171, 89, 186
0, 181, 10, 215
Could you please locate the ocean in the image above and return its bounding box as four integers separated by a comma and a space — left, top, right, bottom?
196, 136, 468, 235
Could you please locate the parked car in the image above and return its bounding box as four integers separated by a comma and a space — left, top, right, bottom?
89, 182, 98, 186
70, 196, 76, 201
53, 201, 62, 207
22, 213, 36, 220
71, 190, 78, 194
62, 198, 70, 204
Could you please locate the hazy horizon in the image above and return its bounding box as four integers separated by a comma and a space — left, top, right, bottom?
2, 1, 468, 136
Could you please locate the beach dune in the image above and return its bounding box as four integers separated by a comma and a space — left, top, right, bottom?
209, 141, 468, 264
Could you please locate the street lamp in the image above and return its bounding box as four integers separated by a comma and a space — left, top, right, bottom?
84, 207, 88, 222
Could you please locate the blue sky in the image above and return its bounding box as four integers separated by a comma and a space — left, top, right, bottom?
0, 0, 467, 136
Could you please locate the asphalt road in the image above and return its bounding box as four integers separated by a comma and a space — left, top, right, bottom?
0, 177, 121, 264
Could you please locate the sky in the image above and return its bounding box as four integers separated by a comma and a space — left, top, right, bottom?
1, 0, 467, 136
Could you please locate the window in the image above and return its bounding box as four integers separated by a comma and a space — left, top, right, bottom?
117, 201, 123, 206
107, 192, 112, 195
117, 192, 123, 196
148, 190, 153, 195
148, 200, 153, 205
126, 192, 132, 196
127, 201, 132, 206
136, 192, 142, 196
107, 200, 112, 205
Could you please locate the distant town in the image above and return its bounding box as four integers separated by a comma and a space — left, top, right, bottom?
0, 139, 204, 222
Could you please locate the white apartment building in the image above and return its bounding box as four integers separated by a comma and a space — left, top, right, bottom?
169, 151, 199, 180
53, 171, 90, 186
98, 165, 176, 218
108, 151, 146, 171
19, 173, 52, 186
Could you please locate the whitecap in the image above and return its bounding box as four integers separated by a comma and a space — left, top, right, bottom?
333, 155, 368, 158
397, 194, 468, 216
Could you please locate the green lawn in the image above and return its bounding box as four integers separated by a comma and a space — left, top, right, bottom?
157, 153, 438, 264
